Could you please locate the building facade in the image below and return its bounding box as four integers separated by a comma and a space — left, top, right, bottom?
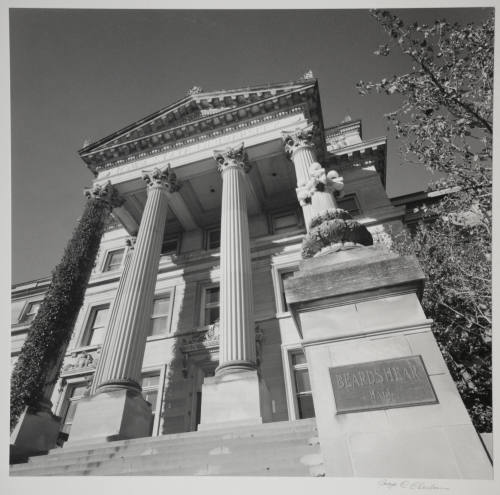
10, 77, 492, 478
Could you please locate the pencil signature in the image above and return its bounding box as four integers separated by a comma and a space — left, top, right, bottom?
378, 479, 450, 490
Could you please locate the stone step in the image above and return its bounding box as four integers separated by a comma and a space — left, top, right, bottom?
31, 418, 317, 461
12, 447, 324, 477
13, 436, 317, 471
10, 418, 322, 476
19, 432, 319, 470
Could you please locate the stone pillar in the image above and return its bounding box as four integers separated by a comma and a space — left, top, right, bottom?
66, 167, 179, 446
89, 236, 135, 396
198, 144, 272, 430
282, 125, 344, 229
284, 247, 492, 479
215, 144, 256, 374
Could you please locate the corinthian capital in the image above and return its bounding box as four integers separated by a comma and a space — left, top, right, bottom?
84, 181, 124, 209
282, 124, 316, 158
213, 143, 251, 174
142, 165, 180, 192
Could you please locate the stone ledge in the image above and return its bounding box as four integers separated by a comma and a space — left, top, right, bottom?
284, 246, 425, 307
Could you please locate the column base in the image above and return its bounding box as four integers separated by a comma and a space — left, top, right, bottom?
64, 388, 152, 448
198, 369, 272, 431
10, 407, 61, 463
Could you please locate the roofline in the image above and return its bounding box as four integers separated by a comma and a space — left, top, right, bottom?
390, 186, 461, 204
78, 78, 317, 157
12, 276, 51, 292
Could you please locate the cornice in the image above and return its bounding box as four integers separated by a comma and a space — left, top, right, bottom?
79, 81, 322, 174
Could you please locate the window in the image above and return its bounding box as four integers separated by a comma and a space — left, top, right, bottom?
337, 194, 361, 217
103, 248, 125, 272
83, 305, 109, 346
206, 228, 220, 250
61, 383, 88, 435
148, 295, 171, 337
21, 301, 41, 324
279, 270, 296, 312
142, 373, 160, 436
271, 210, 301, 234
290, 350, 315, 419
161, 237, 179, 256
202, 286, 220, 326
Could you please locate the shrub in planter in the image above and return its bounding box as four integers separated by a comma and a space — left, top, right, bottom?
302, 208, 373, 259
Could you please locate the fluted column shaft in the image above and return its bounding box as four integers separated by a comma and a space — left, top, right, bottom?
93, 167, 177, 393
90, 241, 134, 395
283, 126, 337, 229
214, 145, 256, 375
288, 145, 315, 230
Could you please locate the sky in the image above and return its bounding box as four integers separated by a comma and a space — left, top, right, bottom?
9, 7, 494, 285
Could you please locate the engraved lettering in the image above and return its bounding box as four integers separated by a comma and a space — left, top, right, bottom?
410, 364, 421, 380
374, 369, 384, 384
351, 373, 360, 388
343, 373, 351, 388
383, 367, 394, 382
330, 356, 438, 413
403, 367, 413, 381
358, 371, 367, 385
393, 367, 403, 382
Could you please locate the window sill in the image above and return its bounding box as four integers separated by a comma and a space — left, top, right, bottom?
275, 311, 292, 320
146, 334, 170, 342
69, 344, 101, 355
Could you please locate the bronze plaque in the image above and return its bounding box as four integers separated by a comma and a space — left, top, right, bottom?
329, 355, 438, 414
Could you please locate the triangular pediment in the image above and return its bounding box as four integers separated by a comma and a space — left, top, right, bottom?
79, 78, 323, 174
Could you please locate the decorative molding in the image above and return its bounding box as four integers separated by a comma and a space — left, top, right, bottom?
180, 321, 264, 364
296, 164, 345, 206
213, 143, 251, 174
142, 165, 180, 192
61, 348, 101, 376
187, 86, 203, 96
96, 109, 307, 181
84, 181, 124, 209
282, 123, 316, 158
301, 69, 315, 80
80, 82, 319, 173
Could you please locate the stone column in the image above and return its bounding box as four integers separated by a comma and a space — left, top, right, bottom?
89, 237, 135, 396
66, 167, 179, 446
198, 144, 272, 430
214, 143, 256, 374
282, 125, 344, 228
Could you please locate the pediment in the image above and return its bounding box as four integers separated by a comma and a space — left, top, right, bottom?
79, 78, 324, 174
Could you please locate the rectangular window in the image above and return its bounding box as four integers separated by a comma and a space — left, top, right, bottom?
148, 295, 171, 337
271, 210, 300, 234
206, 228, 221, 250
161, 237, 179, 256
61, 383, 88, 435
142, 373, 161, 436
84, 305, 109, 346
291, 350, 315, 419
21, 301, 41, 324
337, 194, 361, 217
203, 286, 220, 326
103, 248, 125, 272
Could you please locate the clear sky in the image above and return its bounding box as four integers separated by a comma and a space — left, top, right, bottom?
10, 7, 493, 284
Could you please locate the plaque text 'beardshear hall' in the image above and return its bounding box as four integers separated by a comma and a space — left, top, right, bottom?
10, 76, 493, 477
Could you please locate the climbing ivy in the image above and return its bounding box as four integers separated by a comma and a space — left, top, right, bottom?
10, 198, 111, 430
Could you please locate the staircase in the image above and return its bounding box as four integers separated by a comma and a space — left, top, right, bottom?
10, 418, 324, 476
